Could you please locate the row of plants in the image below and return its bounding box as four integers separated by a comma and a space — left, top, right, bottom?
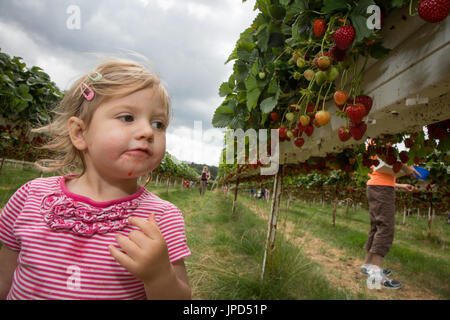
214, 0, 449, 189
1, 48, 62, 162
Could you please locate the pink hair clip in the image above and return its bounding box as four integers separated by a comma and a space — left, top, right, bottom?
80, 82, 95, 101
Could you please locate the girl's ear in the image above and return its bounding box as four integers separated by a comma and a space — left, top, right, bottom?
68, 116, 88, 151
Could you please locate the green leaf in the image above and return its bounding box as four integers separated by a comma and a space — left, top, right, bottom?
367, 42, 391, 59
256, 24, 269, 52
323, 0, 349, 14
247, 87, 262, 112
285, 0, 306, 21
260, 95, 278, 114
212, 109, 234, 128
225, 47, 237, 64
350, 0, 376, 43
269, 4, 286, 20
350, 14, 373, 43
267, 75, 279, 95
219, 82, 234, 97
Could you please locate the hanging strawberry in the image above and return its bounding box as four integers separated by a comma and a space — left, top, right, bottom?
418, 0, 450, 23
349, 122, 367, 141
338, 126, 352, 142
329, 44, 346, 62
355, 95, 373, 116
334, 26, 355, 50
313, 19, 327, 37
345, 104, 366, 124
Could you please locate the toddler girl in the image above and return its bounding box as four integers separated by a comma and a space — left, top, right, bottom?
0, 59, 191, 300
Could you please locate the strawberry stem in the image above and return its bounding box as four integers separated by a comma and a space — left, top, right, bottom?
315, 84, 325, 113
322, 81, 333, 110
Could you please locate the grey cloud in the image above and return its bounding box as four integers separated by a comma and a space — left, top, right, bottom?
0, 0, 257, 151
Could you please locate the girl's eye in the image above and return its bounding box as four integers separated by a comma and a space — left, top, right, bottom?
151, 121, 166, 130
118, 115, 134, 122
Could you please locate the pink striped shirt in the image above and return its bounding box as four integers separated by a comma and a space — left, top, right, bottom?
0, 175, 191, 300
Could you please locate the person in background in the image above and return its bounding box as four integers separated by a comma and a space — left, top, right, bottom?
361, 142, 421, 290
199, 166, 210, 196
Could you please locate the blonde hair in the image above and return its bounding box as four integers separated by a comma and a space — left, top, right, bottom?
32, 58, 171, 178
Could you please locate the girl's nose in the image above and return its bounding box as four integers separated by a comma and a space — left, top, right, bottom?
137, 120, 154, 141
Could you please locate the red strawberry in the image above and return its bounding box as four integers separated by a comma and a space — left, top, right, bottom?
297, 121, 306, 132
329, 44, 346, 62
348, 122, 367, 141
278, 127, 287, 138
294, 137, 305, 148
345, 104, 366, 124
306, 103, 316, 115
372, 159, 380, 167
386, 154, 397, 165
313, 19, 327, 37
399, 151, 410, 163
292, 128, 300, 137
418, 0, 450, 23
355, 95, 373, 115
334, 26, 355, 50
404, 138, 414, 148
393, 161, 403, 173
270, 112, 279, 122
338, 126, 351, 142
305, 125, 314, 137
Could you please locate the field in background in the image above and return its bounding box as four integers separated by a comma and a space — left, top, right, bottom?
0, 164, 448, 299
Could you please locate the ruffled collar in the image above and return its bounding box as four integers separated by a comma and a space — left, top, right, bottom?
40, 175, 145, 237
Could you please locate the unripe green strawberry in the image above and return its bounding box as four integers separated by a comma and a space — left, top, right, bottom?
315, 71, 327, 85
258, 72, 266, 79
303, 69, 315, 81
285, 112, 295, 122
296, 57, 305, 68
287, 130, 294, 138
326, 67, 339, 82
293, 71, 302, 80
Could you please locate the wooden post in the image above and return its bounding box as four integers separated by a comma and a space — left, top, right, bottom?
261, 165, 283, 280
403, 206, 407, 225
427, 203, 433, 238
286, 191, 292, 213
166, 178, 170, 193
155, 175, 159, 186
231, 178, 240, 218
332, 197, 337, 228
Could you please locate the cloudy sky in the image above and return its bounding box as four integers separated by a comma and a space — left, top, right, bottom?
0, 0, 258, 166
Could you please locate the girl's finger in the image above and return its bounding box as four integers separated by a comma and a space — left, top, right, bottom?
128, 229, 149, 249
129, 216, 162, 240
116, 233, 141, 259
108, 244, 136, 272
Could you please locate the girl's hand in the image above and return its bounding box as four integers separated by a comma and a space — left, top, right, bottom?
108, 214, 171, 285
